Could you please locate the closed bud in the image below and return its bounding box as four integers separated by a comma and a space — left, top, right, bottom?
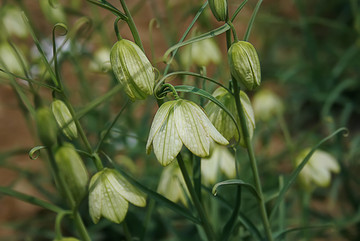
51, 100, 78, 140
55, 143, 89, 203
228, 41, 261, 90
110, 39, 155, 101
209, 0, 228, 22
35, 107, 58, 146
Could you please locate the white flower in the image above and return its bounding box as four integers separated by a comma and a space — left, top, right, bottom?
89, 168, 146, 224
253, 89, 284, 122
146, 99, 228, 166
296, 149, 340, 191
157, 162, 189, 206
201, 144, 236, 185
181, 38, 222, 67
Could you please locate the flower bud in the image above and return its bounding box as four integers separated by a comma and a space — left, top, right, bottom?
209, 0, 228, 22
228, 41, 261, 90
51, 100, 78, 140
55, 143, 89, 203
110, 39, 155, 101
39, 0, 67, 24
0, 42, 28, 78
35, 107, 58, 146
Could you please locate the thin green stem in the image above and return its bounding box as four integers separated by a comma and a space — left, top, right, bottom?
114, 17, 123, 40
232, 79, 273, 241
119, 0, 144, 51
243, 0, 263, 41
177, 154, 217, 241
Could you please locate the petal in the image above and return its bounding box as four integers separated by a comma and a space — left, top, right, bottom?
153, 109, 183, 166
146, 101, 176, 154
187, 101, 228, 145
89, 172, 103, 224
174, 100, 210, 157
102, 173, 129, 224
109, 170, 147, 207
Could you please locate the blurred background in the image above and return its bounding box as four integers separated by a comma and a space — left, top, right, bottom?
0, 0, 359, 240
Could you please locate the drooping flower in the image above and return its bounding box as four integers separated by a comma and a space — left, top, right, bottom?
110, 39, 155, 101
208, 0, 228, 22
89, 168, 146, 224
201, 144, 236, 185
296, 149, 340, 192
253, 89, 284, 122
146, 99, 228, 166
228, 41, 261, 90
55, 143, 89, 204
205, 87, 255, 147
51, 99, 78, 140
180, 38, 222, 67
157, 161, 189, 206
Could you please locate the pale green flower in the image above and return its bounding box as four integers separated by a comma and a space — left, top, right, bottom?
146, 99, 229, 166
1, 5, 28, 38
228, 41, 261, 90
51, 100, 78, 140
201, 144, 236, 185
110, 39, 155, 101
181, 38, 222, 67
89, 168, 146, 224
89, 47, 111, 73
157, 162, 189, 206
253, 89, 284, 122
39, 0, 67, 24
55, 143, 89, 204
205, 87, 255, 147
0, 42, 28, 78
296, 149, 340, 192
208, 0, 228, 22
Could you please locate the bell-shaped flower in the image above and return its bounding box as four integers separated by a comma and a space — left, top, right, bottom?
253, 89, 284, 122
205, 87, 255, 147
51, 99, 78, 140
146, 99, 228, 166
110, 39, 155, 101
201, 144, 236, 185
296, 149, 340, 192
180, 38, 222, 67
89, 168, 146, 224
1, 5, 28, 38
157, 161, 189, 206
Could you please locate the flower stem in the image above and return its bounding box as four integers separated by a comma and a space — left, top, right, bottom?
232, 79, 273, 241
119, 0, 144, 51
177, 154, 217, 241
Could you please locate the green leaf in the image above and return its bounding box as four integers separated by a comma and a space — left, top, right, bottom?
274, 224, 333, 240
163, 24, 230, 63
212, 179, 260, 200
174, 85, 241, 143
0, 186, 64, 213
269, 127, 348, 220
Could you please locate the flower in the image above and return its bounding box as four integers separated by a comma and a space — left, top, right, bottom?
51, 99, 78, 140
1, 5, 28, 38
0, 42, 28, 78
110, 39, 155, 101
146, 99, 228, 166
89, 168, 146, 224
55, 143, 89, 204
295, 149, 340, 191
205, 87, 255, 147
253, 89, 284, 122
208, 0, 228, 22
157, 162, 189, 206
201, 144, 236, 185
180, 38, 222, 67
228, 41, 261, 90
35, 107, 58, 146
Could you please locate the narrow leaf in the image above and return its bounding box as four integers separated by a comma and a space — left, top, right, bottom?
29, 146, 47, 160
212, 179, 260, 200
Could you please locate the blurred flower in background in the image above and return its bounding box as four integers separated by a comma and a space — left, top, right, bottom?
253, 89, 284, 122
295, 148, 340, 192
